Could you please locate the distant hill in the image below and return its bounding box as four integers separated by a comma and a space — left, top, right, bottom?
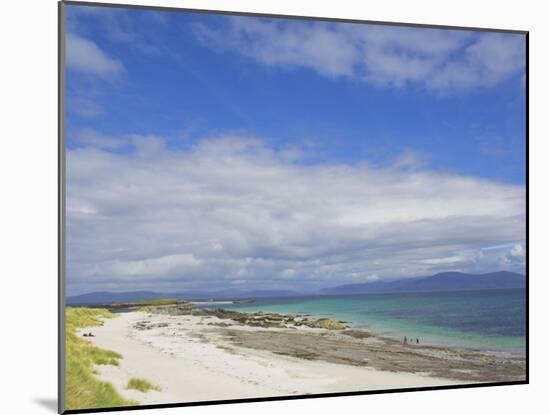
67, 271, 525, 305
320, 271, 525, 295
66, 291, 165, 305
237, 290, 300, 298
67, 289, 304, 306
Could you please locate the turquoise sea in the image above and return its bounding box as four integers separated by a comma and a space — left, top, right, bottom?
215, 289, 526, 354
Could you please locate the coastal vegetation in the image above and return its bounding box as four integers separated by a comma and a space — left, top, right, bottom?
65, 307, 137, 410
126, 377, 162, 393
134, 298, 183, 313
130, 298, 178, 306
83, 298, 183, 313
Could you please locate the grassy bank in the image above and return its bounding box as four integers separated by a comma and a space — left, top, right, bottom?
134, 298, 182, 313
65, 307, 137, 410
130, 298, 178, 306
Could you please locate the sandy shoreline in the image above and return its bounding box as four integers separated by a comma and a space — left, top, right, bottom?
78, 309, 523, 406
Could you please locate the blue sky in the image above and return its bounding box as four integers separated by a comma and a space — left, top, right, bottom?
65, 4, 526, 295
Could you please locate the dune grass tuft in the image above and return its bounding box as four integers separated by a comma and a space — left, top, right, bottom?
65, 307, 137, 410
126, 377, 162, 393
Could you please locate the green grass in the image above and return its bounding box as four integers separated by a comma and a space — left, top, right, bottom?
126, 377, 162, 393
134, 298, 181, 313
127, 298, 178, 306
65, 307, 138, 410
141, 298, 178, 305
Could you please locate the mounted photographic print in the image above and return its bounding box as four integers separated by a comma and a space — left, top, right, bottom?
59, 1, 528, 413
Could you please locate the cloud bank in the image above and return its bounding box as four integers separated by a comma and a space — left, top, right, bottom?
67, 133, 525, 295
66, 33, 125, 77
194, 18, 525, 92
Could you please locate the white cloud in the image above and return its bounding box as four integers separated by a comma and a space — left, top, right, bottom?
70, 98, 104, 118
66, 33, 124, 77
66, 132, 526, 295
67, 5, 174, 57
509, 244, 525, 258
430, 33, 526, 91
194, 18, 358, 78
498, 243, 526, 269
74, 128, 129, 150
469, 243, 526, 272
391, 149, 430, 170
194, 17, 525, 92
108, 253, 202, 278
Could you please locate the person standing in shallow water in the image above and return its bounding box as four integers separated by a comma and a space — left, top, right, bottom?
403, 336, 408, 345
416, 338, 419, 344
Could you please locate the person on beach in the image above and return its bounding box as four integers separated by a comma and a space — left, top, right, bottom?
416, 338, 419, 344
404, 336, 408, 344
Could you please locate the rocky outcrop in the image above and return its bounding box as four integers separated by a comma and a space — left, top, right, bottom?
142, 305, 349, 331
103, 297, 350, 332
133, 321, 169, 331
310, 318, 347, 330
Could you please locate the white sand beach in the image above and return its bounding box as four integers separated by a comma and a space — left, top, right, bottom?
81, 311, 461, 405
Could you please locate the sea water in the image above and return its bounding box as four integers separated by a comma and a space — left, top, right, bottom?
217, 289, 526, 353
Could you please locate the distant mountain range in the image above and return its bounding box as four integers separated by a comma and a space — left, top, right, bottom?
320, 271, 525, 295
67, 271, 525, 305
66, 289, 303, 306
